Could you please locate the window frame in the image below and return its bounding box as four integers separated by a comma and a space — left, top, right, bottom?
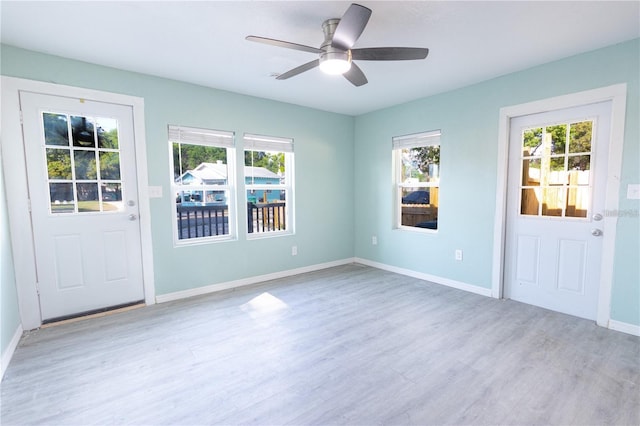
243, 133, 295, 239
168, 125, 237, 246
392, 130, 441, 233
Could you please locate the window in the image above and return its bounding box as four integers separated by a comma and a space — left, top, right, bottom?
169, 125, 236, 243
43, 112, 124, 214
393, 130, 441, 231
244, 133, 294, 237
520, 121, 593, 218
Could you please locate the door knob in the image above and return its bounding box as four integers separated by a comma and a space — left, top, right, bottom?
128, 214, 137, 221
593, 213, 603, 221
591, 228, 602, 236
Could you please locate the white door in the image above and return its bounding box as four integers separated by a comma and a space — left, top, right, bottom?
504, 101, 611, 320
20, 91, 145, 321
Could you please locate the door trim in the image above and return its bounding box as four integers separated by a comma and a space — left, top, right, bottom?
491, 84, 627, 328
1, 76, 155, 330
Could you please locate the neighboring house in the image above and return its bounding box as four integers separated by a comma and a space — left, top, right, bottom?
176, 162, 282, 204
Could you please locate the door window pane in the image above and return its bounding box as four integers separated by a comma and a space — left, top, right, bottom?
519, 121, 594, 219
569, 121, 592, 153
73, 150, 97, 180
96, 117, 119, 149
99, 152, 121, 180
522, 159, 540, 186
566, 187, 589, 218
49, 183, 75, 213
42, 112, 123, 214
71, 116, 96, 148
46, 148, 72, 180
77, 183, 100, 212
542, 187, 565, 216
43, 113, 69, 146
521, 188, 540, 215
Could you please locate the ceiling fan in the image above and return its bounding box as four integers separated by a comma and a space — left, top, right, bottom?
246, 3, 429, 87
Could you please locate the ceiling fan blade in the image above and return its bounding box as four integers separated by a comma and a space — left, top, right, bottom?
331, 3, 372, 50
343, 62, 368, 87
351, 47, 429, 61
246, 36, 322, 55
276, 59, 320, 80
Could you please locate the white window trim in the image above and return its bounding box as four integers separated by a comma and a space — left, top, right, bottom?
393, 130, 441, 233
169, 125, 237, 246
244, 133, 295, 239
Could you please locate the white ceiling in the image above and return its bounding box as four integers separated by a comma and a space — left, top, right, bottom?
1, 1, 638, 116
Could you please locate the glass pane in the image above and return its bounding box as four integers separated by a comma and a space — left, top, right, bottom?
49, 183, 75, 214
73, 150, 97, 180
77, 183, 100, 212
96, 117, 119, 149
521, 188, 540, 215
521, 158, 540, 186
205, 190, 226, 204
398, 147, 439, 183
566, 187, 589, 218
71, 116, 96, 148
46, 148, 72, 180
545, 124, 567, 155
542, 187, 565, 216
569, 121, 592, 154
174, 144, 227, 184
102, 183, 123, 212
568, 155, 591, 172
99, 151, 121, 180
522, 127, 542, 156
399, 187, 438, 229
401, 188, 431, 204
43, 113, 69, 146
245, 150, 285, 184
247, 189, 287, 233
548, 155, 565, 172
176, 195, 230, 239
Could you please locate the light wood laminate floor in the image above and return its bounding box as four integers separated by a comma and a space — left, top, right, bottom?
2, 264, 639, 425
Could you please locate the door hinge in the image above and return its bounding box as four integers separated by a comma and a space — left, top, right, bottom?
19, 110, 24, 125
27, 198, 32, 212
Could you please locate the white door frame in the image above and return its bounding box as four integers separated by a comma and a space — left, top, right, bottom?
491, 84, 627, 328
1, 76, 156, 330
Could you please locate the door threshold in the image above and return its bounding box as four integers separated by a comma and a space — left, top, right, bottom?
41, 301, 145, 328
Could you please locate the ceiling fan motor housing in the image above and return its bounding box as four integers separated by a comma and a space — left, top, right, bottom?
319, 18, 352, 74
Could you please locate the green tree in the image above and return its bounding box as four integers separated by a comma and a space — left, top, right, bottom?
245, 151, 284, 174
173, 143, 226, 177
46, 148, 71, 179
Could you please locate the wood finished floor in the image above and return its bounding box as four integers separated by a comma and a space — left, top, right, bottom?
2, 264, 639, 425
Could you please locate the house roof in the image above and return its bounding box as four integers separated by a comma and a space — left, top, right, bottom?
180, 163, 280, 183
2, 2, 637, 116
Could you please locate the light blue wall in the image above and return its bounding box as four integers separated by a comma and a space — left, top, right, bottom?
0, 44, 355, 298
354, 39, 639, 326
0, 36, 638, 359
1, 153, 21, 354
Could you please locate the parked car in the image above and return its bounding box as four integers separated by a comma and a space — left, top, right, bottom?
402, 190, 430, 204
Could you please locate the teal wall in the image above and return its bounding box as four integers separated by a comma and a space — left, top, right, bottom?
354, 39, 639, 326
0, 44, 355, 299
0, 37, 638, 362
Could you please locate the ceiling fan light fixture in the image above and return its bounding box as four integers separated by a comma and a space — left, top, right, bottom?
319, 50, 352, 75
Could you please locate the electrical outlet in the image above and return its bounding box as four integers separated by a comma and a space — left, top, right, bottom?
455, 249, 463, 261
372, 236, 378, 245
291, 246, 298, 256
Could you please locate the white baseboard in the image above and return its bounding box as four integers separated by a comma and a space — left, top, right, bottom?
156, 258, 357, 303
354, 257, 493, 297
1, 325, 23, 381
608, 319, 640, 336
